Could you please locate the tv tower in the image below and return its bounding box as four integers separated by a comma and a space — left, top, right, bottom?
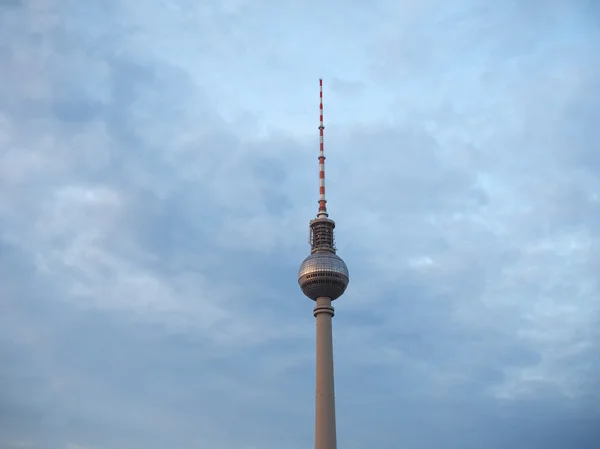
298, 78, 350, 449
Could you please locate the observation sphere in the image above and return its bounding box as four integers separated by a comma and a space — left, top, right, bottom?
298, 252, 349, 301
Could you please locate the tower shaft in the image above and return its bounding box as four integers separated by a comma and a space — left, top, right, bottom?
314, 297, 337, 449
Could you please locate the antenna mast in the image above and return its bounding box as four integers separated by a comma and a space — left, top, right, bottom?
317, 78, 328, 218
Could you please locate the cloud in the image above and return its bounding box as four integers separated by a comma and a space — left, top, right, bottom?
1, 0, 599, 448
329, 77, 364, 95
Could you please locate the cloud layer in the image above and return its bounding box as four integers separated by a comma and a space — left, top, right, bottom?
1, 0, 599, 448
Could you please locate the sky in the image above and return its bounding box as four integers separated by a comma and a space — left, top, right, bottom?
0, 0, 599, 448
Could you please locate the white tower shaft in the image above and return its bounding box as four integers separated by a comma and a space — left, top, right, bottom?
314, 297, 337, 449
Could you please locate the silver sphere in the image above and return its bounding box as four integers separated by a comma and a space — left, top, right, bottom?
298, 252, 349, 301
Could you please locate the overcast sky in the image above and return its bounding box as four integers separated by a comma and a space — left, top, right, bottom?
1, 0, 599, 448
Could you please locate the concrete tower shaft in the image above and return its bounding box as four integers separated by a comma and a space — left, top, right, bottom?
314, 296, 337, 449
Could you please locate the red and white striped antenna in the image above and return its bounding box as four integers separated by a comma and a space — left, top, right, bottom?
317, 78, 328, 218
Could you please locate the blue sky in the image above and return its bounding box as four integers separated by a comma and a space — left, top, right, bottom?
1, 0, 599, 448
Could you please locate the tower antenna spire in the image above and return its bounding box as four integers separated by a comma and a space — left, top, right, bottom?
317, 78, 328, 218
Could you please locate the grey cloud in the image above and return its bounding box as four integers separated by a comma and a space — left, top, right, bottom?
0, 0, 21, 8
1, 0, 600, 448
329, 77, 365, 95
